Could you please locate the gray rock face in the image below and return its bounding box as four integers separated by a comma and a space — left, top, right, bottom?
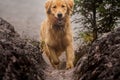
75, 28, 120, 80
0, 18, 46, 80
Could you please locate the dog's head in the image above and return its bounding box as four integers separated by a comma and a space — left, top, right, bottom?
45, 0, 74, 25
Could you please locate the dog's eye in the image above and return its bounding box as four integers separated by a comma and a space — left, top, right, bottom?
62, 5, 65, 8
53, 6, 56, 8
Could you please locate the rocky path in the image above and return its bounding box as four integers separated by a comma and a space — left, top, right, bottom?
44, 67, 75, 80
42, 50, 75, 80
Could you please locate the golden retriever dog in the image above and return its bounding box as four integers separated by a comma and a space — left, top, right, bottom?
40, 0, 75, 69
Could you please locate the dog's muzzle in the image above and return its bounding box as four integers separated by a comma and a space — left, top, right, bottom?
56, 13, 64, 25
57, 13, 62, 18
57, 18, 64, 25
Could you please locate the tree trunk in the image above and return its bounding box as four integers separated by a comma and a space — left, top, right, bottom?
92, 0, 97, 42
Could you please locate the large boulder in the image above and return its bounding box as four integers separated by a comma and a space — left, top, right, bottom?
75, 28, 120, 80
0, 18, 46, 80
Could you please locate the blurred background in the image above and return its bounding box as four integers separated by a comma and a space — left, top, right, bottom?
0, 0, 46, 40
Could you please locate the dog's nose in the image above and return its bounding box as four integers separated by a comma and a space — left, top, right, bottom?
57, 13, 62, 18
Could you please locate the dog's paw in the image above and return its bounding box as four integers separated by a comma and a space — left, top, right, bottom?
52, 63, 60, 69
66, 62, 74, 69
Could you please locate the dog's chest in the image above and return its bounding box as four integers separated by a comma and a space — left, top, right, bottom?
47, 30, 69, 51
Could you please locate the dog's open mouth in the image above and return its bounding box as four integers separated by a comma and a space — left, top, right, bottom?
55, 18, 65, 25
57, 18, 63, 24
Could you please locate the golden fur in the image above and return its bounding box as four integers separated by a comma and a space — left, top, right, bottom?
40, 0, 75, 69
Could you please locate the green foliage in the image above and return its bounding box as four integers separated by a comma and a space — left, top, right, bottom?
73, 0, 120, 42
79, 32, 93, 44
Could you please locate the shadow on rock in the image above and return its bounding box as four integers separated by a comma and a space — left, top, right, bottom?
75, 28, 120, 80
0, 18, 47, 80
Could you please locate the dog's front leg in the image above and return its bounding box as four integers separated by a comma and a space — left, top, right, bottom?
66, 44, 75, 69
47, 45, 60, 68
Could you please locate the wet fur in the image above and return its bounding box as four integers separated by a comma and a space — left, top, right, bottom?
40, 0, 74, 69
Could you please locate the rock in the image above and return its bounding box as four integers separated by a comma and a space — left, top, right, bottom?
75, 28, 120, 80
0, 18, 47, 80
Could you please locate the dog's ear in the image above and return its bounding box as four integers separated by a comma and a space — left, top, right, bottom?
45, 0, 52, 14
65, 0, 74, 15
